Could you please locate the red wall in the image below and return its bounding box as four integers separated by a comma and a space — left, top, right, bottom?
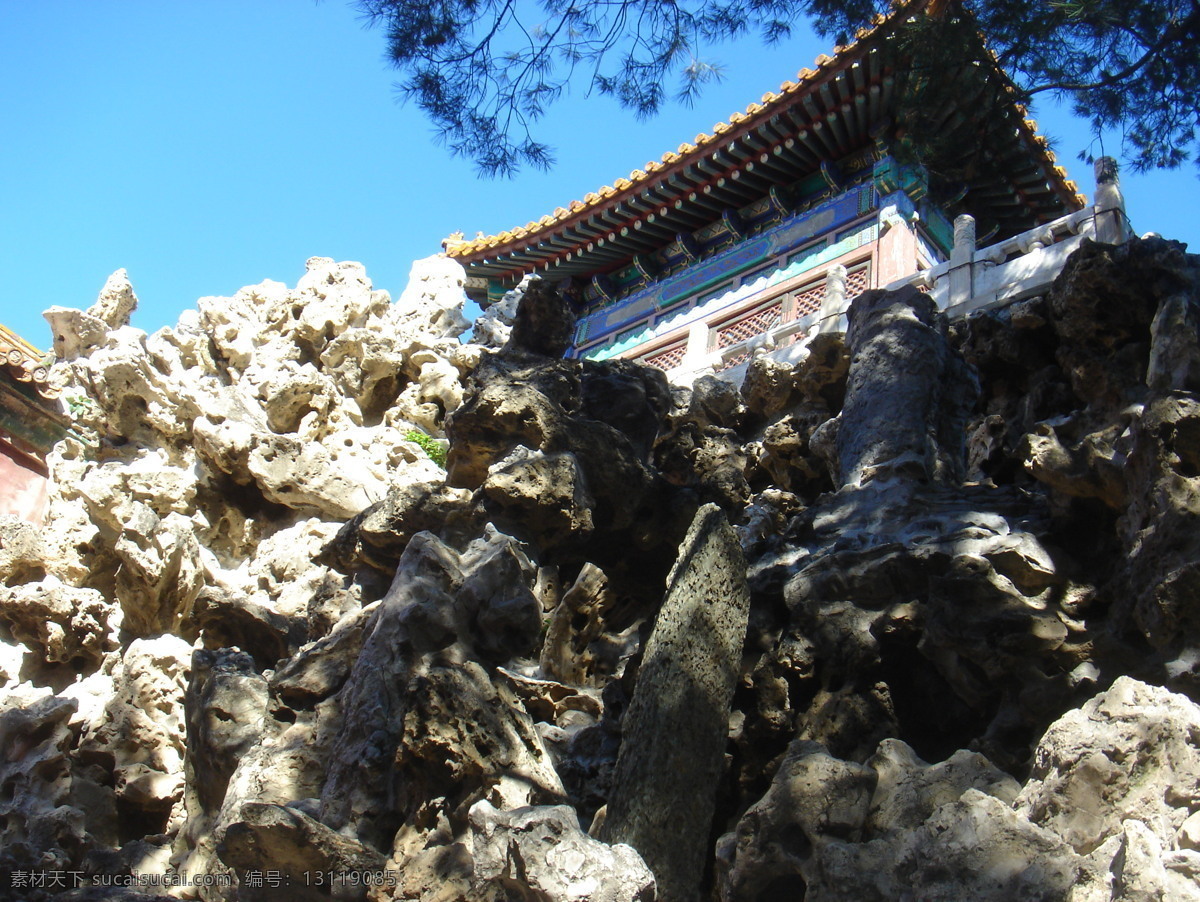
0, 439, 48, 525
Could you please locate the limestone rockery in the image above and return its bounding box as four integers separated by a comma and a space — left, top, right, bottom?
3, 237, 1200, 902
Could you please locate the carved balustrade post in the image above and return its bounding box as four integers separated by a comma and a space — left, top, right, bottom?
948, 214, 976, 309
817, 264, 848, 334
1093, 156, 1130, 245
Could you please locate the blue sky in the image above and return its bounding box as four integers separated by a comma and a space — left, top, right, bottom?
3, 2, 1197, 352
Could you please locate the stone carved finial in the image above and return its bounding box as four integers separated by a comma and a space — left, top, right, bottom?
818, 264, 849, 334
1093, 156, 1129, 244
949, 215, 977, 306
1094, 156, 1119, 185
953, 214, 976, 253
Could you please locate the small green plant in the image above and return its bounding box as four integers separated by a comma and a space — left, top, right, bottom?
404, 428, 447, 469
64, 392, 98, 420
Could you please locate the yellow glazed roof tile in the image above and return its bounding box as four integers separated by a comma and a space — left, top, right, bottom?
0, 323, 57, 398
444, 0, 1078, 260
443, 21, 886, 260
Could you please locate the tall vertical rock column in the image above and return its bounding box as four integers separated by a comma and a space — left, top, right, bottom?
601, 503, 751, 901
836, 284, 978, 486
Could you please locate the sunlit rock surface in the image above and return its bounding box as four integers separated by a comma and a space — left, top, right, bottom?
3, 237, 1200, 901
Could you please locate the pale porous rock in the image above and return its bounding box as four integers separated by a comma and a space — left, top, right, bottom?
49, 254, 464, 531
0, 637, 25, 690
0, 579, 114, 666
864, 738, 1021, 835
44, 305, 113, 361
1017, 676, 1200, 855
0, 514, 46, 585
0, 253, 483, 898
206, 519, 345, 617
469, 801, 656, 902
885, 788, 1094, 901
76, 636, 193, 835
389, 253, 472, 341
8, 237, 1200, 901
89, 267, 139, 329
472, 276, 529, 348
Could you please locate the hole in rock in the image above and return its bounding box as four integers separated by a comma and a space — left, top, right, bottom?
361, 373, 404, 427
116, 797, 171, 846
474, 739, 494, 759
205, 473, 292, 521
1178, 458, 1200, 479
3, 564, 46, 587
25, 720, 60, 751
756, 873, 808, 902
296, 337, 319, 367
878, 634, 992, 763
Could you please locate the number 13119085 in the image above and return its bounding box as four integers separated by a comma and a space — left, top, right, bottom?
303, 870, 399, 888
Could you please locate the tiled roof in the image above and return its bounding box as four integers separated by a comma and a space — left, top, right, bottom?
445, 3, 1083, 272
0, 323, 56, 400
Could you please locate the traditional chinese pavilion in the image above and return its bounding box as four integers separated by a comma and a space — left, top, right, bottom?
0, 325, 70, 524
443, 1, 1083, 378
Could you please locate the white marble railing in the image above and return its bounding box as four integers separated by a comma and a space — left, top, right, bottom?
671, 157, 1133, 385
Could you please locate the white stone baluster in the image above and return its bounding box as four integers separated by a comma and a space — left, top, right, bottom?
681, 319, 712, 374
1093, 156, 1130, 245
817, 264, 848, 333
948, 214, 976, 309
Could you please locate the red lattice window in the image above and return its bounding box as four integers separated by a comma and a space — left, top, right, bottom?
790, 282, 825, 317
642, 342, 687, 371
845, 265, 871, 297
714, 301, 782, 350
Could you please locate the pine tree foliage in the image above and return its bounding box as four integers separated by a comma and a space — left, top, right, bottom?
354, 0, 1199, 177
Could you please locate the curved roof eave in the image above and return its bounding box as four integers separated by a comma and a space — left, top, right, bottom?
446, 1, 1084, 275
